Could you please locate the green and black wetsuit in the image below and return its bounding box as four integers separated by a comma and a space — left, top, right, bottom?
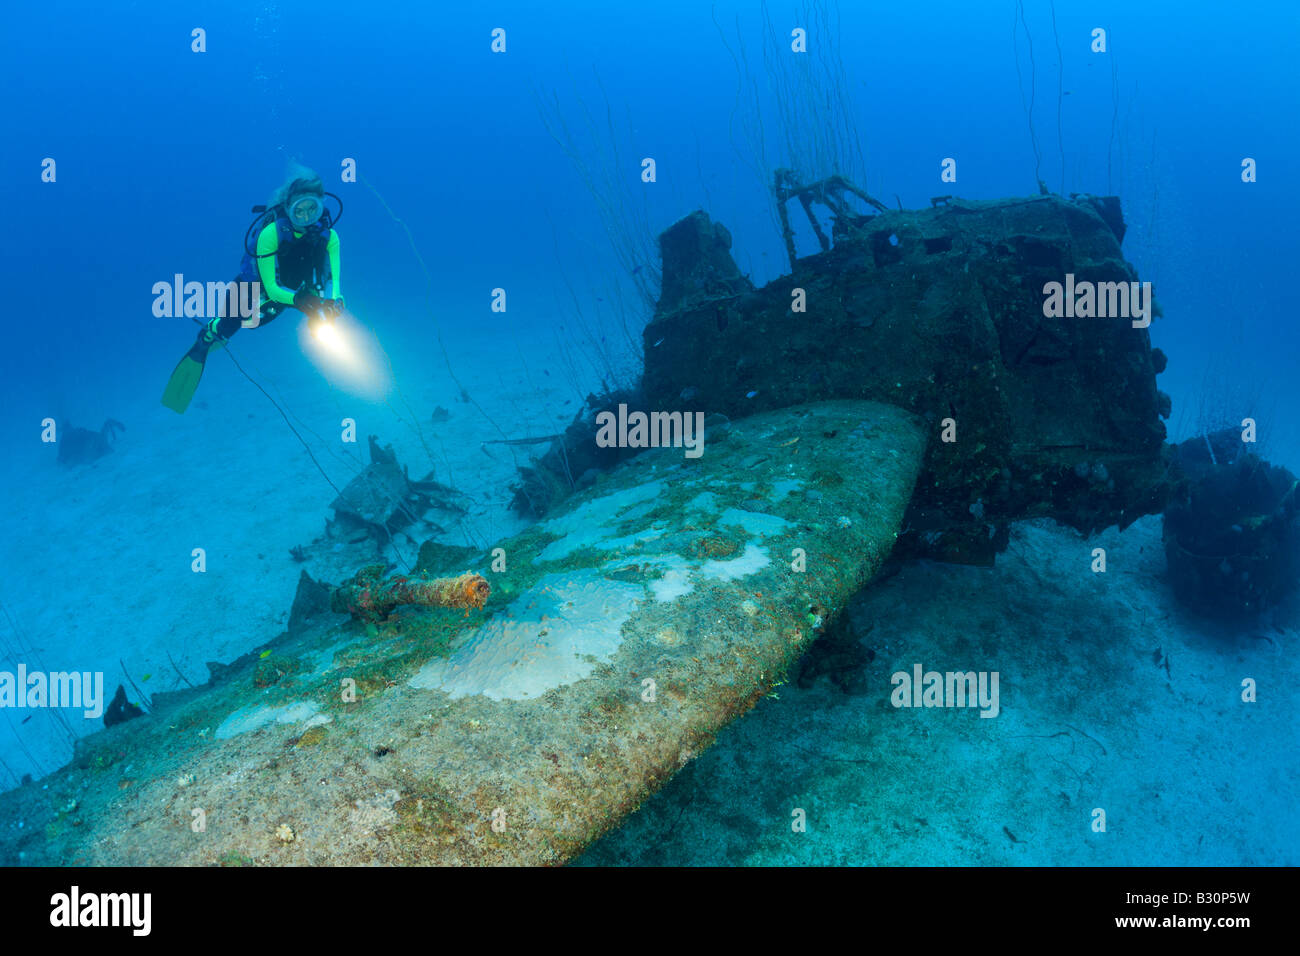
161, 212, 343, 414
209, 217, 343, 340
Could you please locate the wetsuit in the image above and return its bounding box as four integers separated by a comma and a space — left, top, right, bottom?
210, 218, 342, 340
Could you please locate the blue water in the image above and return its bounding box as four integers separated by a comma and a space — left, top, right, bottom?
3, 0, 1297, 442
0, 0, 1296, 864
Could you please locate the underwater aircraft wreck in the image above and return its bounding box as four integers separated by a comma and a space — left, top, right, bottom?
0, 183, 1180, 866
525, 181, 1173, 563
642, 189, 1173, 565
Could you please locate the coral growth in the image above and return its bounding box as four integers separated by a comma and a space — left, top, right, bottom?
687, 533, 743, 560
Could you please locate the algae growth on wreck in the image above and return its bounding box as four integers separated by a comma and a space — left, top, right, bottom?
0, 0, 1295, 884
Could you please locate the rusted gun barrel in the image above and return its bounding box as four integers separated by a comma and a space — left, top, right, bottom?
332, 565, 491, 622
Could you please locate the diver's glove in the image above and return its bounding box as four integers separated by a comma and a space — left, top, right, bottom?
323, 298, 344, 318
294, 291, 327, 315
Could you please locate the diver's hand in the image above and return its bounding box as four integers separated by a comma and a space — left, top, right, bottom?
294, 291, 326, 315
323, 298, 344, 318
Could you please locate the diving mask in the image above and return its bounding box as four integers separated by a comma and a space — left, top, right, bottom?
287, 193, 324, 229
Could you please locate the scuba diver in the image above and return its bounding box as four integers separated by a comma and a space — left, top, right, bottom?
161, 169, 345, 413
